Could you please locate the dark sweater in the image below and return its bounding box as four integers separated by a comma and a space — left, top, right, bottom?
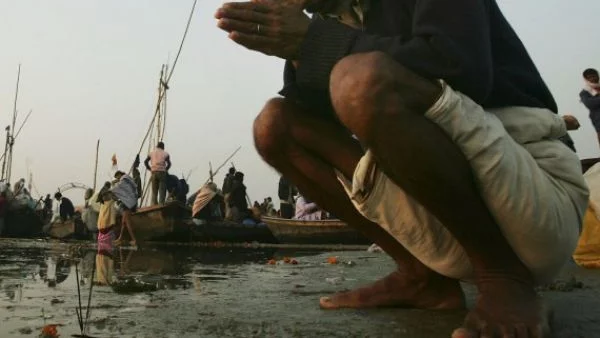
281, 0, 557, 114
59, 197, 75, 221
581, 90, 600, 118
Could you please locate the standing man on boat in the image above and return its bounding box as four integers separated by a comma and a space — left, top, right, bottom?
580, 68, 600, 149
216, 0, 589, 336
229, 171, 248, 222
221, 167, 236, 219
144, 142, 171, 206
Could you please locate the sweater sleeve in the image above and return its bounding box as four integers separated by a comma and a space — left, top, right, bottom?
581, 91, 600, 110
295, 0, 493, 103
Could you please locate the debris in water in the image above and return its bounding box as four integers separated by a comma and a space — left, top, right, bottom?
327, 257, 339, 265
325, 277, 345, 285
50, 298, 64, 305
367, 244, 383, 253
19, 327, 33, 335
39, 324, 59, 338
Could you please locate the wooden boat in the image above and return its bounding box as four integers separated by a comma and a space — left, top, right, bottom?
126, 201, 193, 242
46, 219, 76, 239
2, 207, 45, 239
45, 217, 89, 240
190, 220, 278, 243
261, 216, 370, 245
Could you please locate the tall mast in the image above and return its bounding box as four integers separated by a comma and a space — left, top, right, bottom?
7, 64, 21, 183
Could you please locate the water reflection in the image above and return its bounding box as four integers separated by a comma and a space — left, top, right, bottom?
0, 239, 358, 337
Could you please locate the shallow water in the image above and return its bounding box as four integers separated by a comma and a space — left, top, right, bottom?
0, 238, 599, 337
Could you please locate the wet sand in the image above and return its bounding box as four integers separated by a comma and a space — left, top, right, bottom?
0, 238, 599, 337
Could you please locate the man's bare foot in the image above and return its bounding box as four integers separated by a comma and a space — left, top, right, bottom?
452, 279, 553, 338
320, 269, 465, 310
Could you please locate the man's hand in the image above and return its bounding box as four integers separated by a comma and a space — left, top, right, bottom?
215, 1, 311, 59
563, 114, 581, 131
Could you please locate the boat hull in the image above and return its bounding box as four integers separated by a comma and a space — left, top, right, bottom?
2, 208, 45, 238
262, 216, 369, 245
126, 202, 192, 242
191, 220, 278, 243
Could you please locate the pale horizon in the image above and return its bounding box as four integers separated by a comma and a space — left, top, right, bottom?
1, 0, 599, 206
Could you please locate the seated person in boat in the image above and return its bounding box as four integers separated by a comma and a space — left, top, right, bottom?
294, 195, 324, 221
216, 0, 589, 336
166, 174, 189, 204
192, 182, 225, 222
265, 197, 276, 216
112, 171, 138, 246
54, 192, 75, 222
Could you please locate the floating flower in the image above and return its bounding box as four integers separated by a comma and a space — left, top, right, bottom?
40, 324, 59, 338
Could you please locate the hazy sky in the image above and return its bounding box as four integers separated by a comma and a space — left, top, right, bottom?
1, 0, 599, 205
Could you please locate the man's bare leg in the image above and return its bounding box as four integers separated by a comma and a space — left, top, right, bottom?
254, 98, 464, 310
330, 51, 551, 337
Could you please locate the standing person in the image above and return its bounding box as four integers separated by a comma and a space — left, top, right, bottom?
132, 154, 143, 201
580, 68, 600, 148
278, 176, 297, 219
43, 194, 53, 220
54, 192, 75, 221
82, 188, 100, 239
221, 167, 236, 219
97, 186, 118, 246
229, 171, 248, 222
144, 142, 171, 205
216, 0, 589, 336
112, 171, 138, 247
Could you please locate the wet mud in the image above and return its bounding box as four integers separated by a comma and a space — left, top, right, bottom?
0, 238, 599, 337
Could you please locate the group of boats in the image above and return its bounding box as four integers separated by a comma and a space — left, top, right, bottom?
10, 201, 370, 246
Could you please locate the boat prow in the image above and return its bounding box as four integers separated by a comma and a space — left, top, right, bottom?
127, 202, 192, 242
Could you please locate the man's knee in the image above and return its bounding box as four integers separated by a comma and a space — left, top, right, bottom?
329, 52, 441, 140
253, 97, 290, 162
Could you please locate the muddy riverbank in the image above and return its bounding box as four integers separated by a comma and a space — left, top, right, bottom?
1, 238, 599, 337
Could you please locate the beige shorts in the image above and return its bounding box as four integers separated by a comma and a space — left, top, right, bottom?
336, 83, 589, 284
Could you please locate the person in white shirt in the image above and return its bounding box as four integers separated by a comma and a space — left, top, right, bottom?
144, 142, 172, 205
294, 195, 323, 221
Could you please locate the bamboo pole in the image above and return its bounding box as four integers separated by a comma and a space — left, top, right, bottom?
93, 140, 100, 190
7, 64, 21, 183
